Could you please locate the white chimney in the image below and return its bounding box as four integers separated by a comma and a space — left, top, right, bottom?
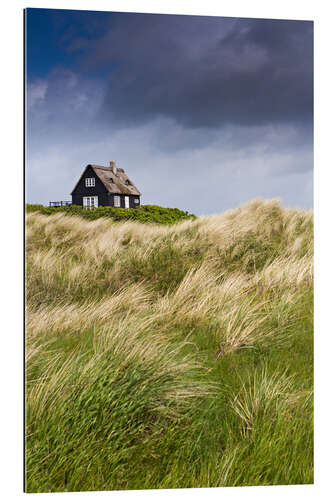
109, 161, 117, 175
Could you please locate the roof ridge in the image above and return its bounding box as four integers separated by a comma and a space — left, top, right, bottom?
92, 165, 112, 170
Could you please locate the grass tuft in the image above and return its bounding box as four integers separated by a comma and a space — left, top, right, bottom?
25, 198, 313, 491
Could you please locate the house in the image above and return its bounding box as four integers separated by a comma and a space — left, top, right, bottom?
71, 161, 141, 208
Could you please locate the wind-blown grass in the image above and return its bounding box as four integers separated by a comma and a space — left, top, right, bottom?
25, 199, 313, 492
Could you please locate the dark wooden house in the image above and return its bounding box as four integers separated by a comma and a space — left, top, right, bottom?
71, 161, 141, 208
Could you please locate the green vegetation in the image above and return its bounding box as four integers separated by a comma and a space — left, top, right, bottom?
26, 203, 196, 224
25, 199, 313, 492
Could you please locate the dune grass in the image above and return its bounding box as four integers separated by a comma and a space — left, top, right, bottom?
25, 199, 313, 492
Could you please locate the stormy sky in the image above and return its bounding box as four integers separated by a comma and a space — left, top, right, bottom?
26, 8, 313, 214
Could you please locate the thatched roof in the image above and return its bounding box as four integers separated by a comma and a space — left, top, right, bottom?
71, 163, 141, 196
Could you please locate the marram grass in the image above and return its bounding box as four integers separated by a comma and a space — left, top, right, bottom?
25, 199, 313, 492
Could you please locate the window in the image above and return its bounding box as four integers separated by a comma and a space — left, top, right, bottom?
85, 178, 95, 187
114, 195, 120, 207
109, 178, 114, 183
125, 179, 131, 185
134, 198, 139, 204
83, 196, 98, 208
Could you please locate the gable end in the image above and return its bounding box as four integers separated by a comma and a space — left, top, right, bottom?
71, 165, 108, 195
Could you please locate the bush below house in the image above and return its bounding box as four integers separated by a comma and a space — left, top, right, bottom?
25, 203, 196, 224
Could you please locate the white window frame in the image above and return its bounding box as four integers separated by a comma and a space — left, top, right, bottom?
83, 196, 98, 208
85, 177, 95, 187
114, 195, 121, 207
134, 198, 139, 204
125, 196, 129, 209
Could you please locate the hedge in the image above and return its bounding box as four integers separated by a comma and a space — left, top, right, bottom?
26, 204, 196, 225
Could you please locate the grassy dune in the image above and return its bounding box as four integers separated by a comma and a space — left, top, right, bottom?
25, 199, 313, 492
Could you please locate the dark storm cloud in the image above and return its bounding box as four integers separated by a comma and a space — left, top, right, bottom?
26, 68, 313, 212
26, 68, 107, 149
69, 14, 313, 129
26, 10, 313, 212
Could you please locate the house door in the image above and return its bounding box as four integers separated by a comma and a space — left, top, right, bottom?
125, 196, 129, 209
83, 196, 98, 208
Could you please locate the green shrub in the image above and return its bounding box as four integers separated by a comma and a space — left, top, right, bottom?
25, 204, 196, 224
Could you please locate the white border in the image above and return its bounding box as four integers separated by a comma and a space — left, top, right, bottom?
1, 1, 331, 499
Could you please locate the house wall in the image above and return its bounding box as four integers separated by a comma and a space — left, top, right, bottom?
72, 166, 109, 206
106, 194, 140, 208
71, 166, 141, 208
